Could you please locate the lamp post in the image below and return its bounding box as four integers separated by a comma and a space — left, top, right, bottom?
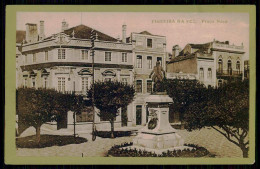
90, 29, 96, 141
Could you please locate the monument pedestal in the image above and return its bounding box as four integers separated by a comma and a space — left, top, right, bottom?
132, 93, 184, 151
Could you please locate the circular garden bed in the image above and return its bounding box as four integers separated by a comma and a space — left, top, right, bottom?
107, 142, 216, 157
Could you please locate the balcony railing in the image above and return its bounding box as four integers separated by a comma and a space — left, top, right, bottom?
216, 69, 242, 76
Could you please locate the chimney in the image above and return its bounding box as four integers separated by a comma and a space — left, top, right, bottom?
25, 23, 38, 43
39, 20, 45, 40
172, 45, 180, 59
122, 23, 126, 43
61, 19, 69, 32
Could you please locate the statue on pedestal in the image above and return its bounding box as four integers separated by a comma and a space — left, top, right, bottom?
130, 61, 186, 152
149, 61, 166, 93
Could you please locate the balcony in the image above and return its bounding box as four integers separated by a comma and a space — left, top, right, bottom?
216, 69, 242, 78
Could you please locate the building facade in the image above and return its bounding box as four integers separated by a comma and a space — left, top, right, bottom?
167, 40, 245, 88
244, 60, 249, 79
127, 31, 167, 126
16, 20, 168, 130
17, 21, 136, 130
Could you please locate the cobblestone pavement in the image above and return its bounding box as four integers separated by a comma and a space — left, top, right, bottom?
16, 127, 243, 157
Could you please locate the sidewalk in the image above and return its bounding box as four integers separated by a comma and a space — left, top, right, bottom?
16, 126, 243, 157
18, 125, 143, 138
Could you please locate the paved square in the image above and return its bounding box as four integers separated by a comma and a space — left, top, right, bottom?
16, 127, 244, 157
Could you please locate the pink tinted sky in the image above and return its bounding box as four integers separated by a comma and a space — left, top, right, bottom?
17, 12, 249, 59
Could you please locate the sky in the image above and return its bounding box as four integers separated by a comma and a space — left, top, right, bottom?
17, 12, 249, 60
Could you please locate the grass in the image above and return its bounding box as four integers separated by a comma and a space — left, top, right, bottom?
95, 131, 133, 138
16, 134, 88, 148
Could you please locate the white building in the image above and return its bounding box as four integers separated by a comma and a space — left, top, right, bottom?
16, 20, 168, 130
127, 31, 167, 126
167, 40, 245, 88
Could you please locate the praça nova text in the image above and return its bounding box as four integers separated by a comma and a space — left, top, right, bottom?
152, 19, 228, 24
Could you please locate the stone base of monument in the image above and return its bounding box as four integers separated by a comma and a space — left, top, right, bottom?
129, 93, 193, 154
132, 131, 184, 149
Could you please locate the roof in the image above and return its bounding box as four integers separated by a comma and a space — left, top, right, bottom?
139, 31, 153, 36
168, 53, 196, 63
63, 25, 117, 42
169, 42, 213, 63
43, 25, 118, 42
25, 23, 37, 26
188, 42, 211, 49
16, 30, 26, 43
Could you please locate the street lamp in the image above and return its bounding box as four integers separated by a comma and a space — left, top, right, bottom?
90, 29, 96, 141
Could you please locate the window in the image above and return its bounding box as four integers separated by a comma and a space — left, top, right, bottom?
147, 80, 152, 93
228, 60, 232, 75
105, 52, 112, 61
199, 68, 204, 79
45, 51, 48, 61
236, 61, 240, 70
147, 56, 152, 69
33, 53, 36, 63
147, 38, 152, 48
25, 54, 27, 63
81, 50, 88, 60
157, 57, 162, 66
81, 77, 89, 91
122, 78, 127, 85
218, 79, 223, 88
136, 105, 142, 125
122, 53, 127, 62
32, 77, 36, 88
58, 77, 65, 92
58, 49, 66, 59
136, 55, 142, 68
24, 78, 27, 88
44, 77, 48, 88
218, 58, 223, 73
207, 68, 212, 79
76, 111, 93, 122
136, 80, 142, 93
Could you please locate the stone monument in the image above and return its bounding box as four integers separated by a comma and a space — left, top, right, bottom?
130, 61, 188, 153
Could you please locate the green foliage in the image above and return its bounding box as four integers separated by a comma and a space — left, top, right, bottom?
87, 81, 135, 138
16, 134, 87, 148
163, 79, 249, 157
162, 79, 207, 122
16, 88, 85, 142
107, 142, 215, 157
87, 81, 135, 121
17, 88, 85, 127
178, 80, 249, 157
95, 131, 132, 138
183, 80, 249, 131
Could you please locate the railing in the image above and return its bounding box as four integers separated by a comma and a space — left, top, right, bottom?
167, 72, 197, 80
213, 43, 244, 50
216, 69, 242, 76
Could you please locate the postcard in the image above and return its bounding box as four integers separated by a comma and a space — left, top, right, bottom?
5, 5, 256, 165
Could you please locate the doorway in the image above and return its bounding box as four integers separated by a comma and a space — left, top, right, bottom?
136, 105, 142, 125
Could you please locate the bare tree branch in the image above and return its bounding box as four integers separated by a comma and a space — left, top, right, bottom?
212, 126, 240, 147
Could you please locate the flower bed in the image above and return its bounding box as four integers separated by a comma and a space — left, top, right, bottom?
107, 142, 216, 157
16, 135, 88, 148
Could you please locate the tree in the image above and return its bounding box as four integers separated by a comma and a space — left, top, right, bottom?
87, 81, 135, 138
183, 80, 249, 157
162, 79, 206, 123
16, 88, 84, 144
